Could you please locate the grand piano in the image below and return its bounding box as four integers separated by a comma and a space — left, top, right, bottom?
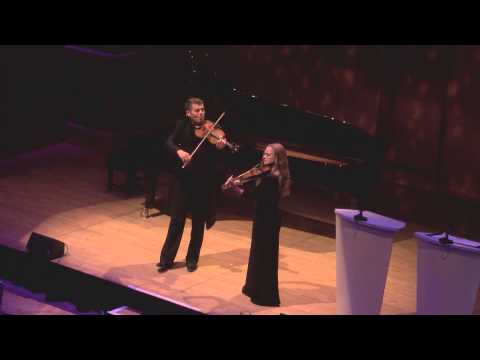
125, 95, 382, 219
102, 49, 383, 216
211, 87, 384, 209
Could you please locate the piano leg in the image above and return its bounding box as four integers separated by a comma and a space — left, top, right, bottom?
141, 169, 158, 219
141, 207, 150, 219
106, 167, 114, 192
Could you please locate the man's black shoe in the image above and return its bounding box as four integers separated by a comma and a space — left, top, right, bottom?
186, 262, 198, 272
157, 262, 173, 272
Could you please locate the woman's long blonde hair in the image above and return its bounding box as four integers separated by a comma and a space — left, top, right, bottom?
267, 143, 291, 198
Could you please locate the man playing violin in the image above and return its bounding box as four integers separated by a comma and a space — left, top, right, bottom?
157, 97, 228, 273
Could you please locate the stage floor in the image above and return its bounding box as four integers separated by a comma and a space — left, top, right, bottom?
0, 139, 472, 315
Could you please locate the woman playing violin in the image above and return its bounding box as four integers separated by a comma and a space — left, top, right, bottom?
223, 143, 291, 307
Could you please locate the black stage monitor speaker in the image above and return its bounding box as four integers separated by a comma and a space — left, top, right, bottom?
26, 232, 65, 260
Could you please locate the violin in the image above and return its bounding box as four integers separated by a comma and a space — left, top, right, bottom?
222, 163, 272, 190
182, 111, 238, 169
194, 120, 239, 153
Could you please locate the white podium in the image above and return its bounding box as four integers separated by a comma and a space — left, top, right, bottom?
415, 232, 480, 315
335, 209, 406, 315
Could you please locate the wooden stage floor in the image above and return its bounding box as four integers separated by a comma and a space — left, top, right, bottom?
1, 139, 470, 315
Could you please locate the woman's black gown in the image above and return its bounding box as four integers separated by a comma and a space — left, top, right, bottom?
241, 174, 281, 307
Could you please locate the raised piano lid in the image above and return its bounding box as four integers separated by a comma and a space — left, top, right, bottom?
222, 92, 378, 167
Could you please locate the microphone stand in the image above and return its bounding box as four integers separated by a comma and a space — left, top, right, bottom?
428, 223, 454, 245
354, 209, 368, 222
353, 171, 368, 222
